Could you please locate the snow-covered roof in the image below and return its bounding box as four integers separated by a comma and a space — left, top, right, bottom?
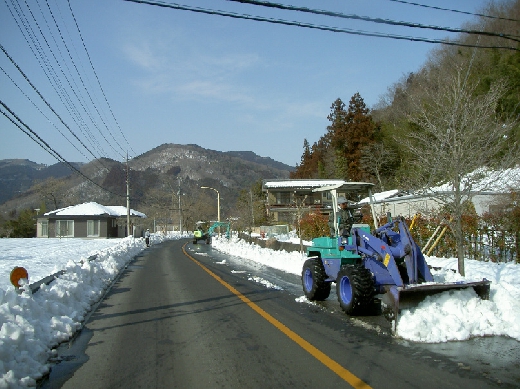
44, 202, 147, 218
358, 189, 400, 204
263, 179, 346, 189
357, 167, 520, 205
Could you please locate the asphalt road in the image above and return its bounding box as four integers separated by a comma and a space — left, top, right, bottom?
40, 239, 516, 388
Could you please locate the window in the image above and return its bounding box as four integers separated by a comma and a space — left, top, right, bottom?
87, 220, 100, 237
275, 192, 291, 205
40, 220, 48, 237
56, 220, 74, 237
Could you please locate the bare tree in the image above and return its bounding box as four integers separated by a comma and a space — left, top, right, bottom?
360, 143, 397, 191
403, 65, 519, 276
33, 177, 67, 210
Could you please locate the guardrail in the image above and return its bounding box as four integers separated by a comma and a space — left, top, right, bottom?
238, 233, 309, 253
12, 254, 98, 294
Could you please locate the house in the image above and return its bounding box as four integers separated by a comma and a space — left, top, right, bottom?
262, 179, 372, 223
357, 165, 520, 218
36, 202, 147, 238
357, 190, 508, 218
263, 177, 515, 224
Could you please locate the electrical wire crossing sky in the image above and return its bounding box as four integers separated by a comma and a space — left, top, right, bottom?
0, 0, 512, 169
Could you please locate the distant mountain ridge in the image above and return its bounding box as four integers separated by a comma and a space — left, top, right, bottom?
0, 144, 293, 209
0, 159, 84, 205
223, 151, 294, 171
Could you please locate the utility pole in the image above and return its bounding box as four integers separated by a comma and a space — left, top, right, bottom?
126, 152, 131, 237
250, 190, 255, 226
178, 179, 183, 234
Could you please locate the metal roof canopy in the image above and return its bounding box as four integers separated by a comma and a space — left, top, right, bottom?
313, 181, 379, 230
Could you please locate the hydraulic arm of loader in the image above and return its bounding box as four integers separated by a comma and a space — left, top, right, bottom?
352, 217, 491, 326
207, 222, 231, 239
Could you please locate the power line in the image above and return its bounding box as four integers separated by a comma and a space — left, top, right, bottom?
42, 0, 127, 160
121, 0, 519, 51
0, 42, 107, 167
4, 0, 135, 164
387, 0, 520, 23
227, 0, 520, 43
0, 64, 91, 162
23, 0, 117, 160
67, 0, 137, 158
0, 100, 127, 199
4, 0, 109, 161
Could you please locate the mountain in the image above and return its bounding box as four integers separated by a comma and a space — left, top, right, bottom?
129, 144, 293, 187
0, 159, 84, 205
0, 144, 293, 217
223, 151, 294, 171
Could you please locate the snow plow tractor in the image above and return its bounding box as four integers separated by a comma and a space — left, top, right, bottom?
301, 182, 491, 327
193, 221, 210, 244
193, 221, 231, 244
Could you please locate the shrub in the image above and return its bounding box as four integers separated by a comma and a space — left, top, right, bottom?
298, 212, 329, 240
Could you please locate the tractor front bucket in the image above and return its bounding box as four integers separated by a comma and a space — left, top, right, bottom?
381, 279, 491, 331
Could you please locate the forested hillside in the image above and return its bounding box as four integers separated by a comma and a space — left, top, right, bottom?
291, 0, 520, 193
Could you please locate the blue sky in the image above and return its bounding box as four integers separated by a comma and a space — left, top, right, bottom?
0, 0, 497, 167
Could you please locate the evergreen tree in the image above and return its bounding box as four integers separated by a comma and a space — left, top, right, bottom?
7, 209, 36, 238
290, 139, 313, 178
327, 98, 349, 179
343, 93, 377, 182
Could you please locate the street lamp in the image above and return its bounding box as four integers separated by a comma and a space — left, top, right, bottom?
200, 186, 220, 223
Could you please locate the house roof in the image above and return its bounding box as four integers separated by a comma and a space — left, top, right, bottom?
263, 179, 346, 190
44, 202, 147, 218
358, 189, 400, 204
262, 179, 375, 192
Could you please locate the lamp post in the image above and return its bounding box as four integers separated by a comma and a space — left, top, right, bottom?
201, 186, 220, 223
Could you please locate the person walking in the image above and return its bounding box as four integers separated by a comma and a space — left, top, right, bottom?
144, 229, 151, 247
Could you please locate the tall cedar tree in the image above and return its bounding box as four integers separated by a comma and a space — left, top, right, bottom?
291, 100, 343, 179
292, 94, 377, 180
330, 94, 376, 181
326, 98, 348, 179
347, 93, 377, 181
290, 133, 331, 178
290, 139, 313, 178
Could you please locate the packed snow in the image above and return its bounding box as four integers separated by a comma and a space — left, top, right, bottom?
0, 233, 519, 387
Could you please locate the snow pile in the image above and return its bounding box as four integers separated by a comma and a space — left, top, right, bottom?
0, 234, 175, 387
212, 235, 307, 274
211, 237, 520, 343
399, 257, 520, 342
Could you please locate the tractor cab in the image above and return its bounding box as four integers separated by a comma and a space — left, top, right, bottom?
310, 182, 377, 251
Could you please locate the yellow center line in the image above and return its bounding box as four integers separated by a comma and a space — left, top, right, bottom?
182, 243, 372, 389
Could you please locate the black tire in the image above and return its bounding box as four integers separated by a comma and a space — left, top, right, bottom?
301, 258, 331, 301
336, 264, 374, 315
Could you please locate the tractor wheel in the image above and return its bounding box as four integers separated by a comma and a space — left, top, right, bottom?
336, 264, 374, 315
302, 258, 331, 301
